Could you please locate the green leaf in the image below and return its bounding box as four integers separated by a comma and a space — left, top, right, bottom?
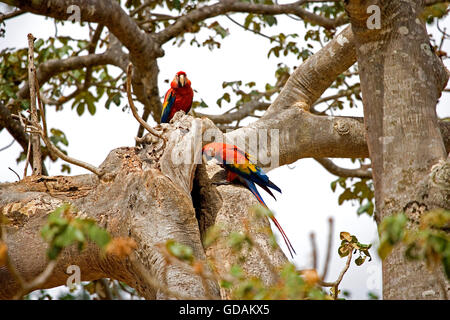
263, 15, 277, 26
47, 245, 62, 260
357, 201, 374, 216
220, 280, 233, 289
76, 102, 85, 116
54, 225, 80, 248
355, 255, 366, 266
338, 244, 350, 257
87, 100, 96, 115
166, 239, 194, 262
34, 39, 44, 50
338, 189, 354, 205
228, 232, 250, 251
230, 264, 244, 278
84, 222, 111, 249
330, 180, 337, 192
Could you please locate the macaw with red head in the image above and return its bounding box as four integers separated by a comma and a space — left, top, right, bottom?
202, 142, 296, 258
160, 71, 194, 123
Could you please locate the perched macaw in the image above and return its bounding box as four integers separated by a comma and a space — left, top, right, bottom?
160, 71, 194, 123
202, 142, 296, 258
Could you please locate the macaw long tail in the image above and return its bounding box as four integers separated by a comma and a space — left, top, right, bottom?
270, 215, 296, 259
244, 178, 296, 258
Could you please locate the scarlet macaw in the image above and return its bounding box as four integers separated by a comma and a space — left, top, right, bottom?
202, 142, 296, 258
160, 71, 194, 123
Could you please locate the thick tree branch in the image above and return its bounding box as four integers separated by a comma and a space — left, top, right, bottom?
155, 0, 346, 44
1, 0, 162, 61
266, 25, 357, 115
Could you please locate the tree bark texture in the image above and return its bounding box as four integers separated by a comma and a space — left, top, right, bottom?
346, 0, 449, 299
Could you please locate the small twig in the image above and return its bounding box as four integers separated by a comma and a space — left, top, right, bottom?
225, 14, 280, 43
98, 278, 114, 300
126, 63, 166, 144
23, 125, 31, 178
310, 233, 318, 270
8, 167, 20, 181
320, 246, 353, 300
0, 139, 15, 152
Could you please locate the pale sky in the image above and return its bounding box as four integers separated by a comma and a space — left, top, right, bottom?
1, 3, 449, 300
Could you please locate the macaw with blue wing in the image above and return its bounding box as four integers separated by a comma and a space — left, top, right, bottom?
160, 71, 194, 123
202, 142, 296, 258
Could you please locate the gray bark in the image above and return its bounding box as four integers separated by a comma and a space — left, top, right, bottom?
346, 0, 449, 299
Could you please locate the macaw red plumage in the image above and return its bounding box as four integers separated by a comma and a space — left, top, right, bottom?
160, 71, 194, 123
202, 142, 296, 258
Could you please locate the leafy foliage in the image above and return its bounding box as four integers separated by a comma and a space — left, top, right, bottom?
378, 209, 450, 279
159, 205, 373, 300
331, 174, 374, 217
40, 203, 111, 259
338, 231, 372, 266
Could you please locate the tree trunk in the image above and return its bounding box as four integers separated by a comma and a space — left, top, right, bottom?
345, 0, 449, 299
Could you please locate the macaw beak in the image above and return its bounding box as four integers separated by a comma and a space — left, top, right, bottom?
178, 74, 186, 87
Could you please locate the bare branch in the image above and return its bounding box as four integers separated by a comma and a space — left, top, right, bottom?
225, 14, 280, 42
310, 233, 318, 270
321, 217, 334, 281
155, 0, 346, 44
314, 158, 372, 179
0, 8, 25, 23
196, 101, 270, 125
7, 167, 20, 181
126, 63, 166, 142
320, 247, 352, 299
0, 139, 15, 152
27, 33, 42, 176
